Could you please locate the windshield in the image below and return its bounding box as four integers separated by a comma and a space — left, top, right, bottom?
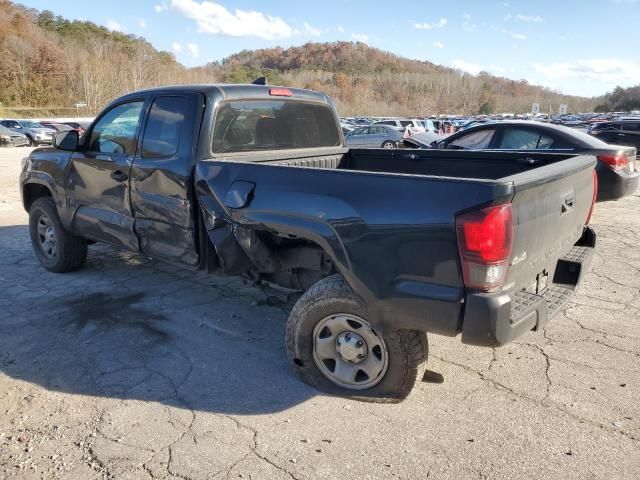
212, 100, 340, 153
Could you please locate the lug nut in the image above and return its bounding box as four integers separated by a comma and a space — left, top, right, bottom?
358, 353, 365, 359
356, 340, 363, 347
345, 333, 351, 341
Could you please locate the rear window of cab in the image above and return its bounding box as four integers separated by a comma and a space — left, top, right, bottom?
212, 100, 340, 153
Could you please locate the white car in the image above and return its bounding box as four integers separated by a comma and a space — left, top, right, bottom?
373, 118, 426, 136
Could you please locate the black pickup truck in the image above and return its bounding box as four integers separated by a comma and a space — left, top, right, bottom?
20, 85, 597, 402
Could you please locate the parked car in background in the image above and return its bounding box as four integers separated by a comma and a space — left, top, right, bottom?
430, 121, 638, 201
39, 121, 73, 133
0, 119, 56, 146
345, 124, 403, 148
63, 121, 90, 137
373, 118, 425, 135
0, 125, 30, 147
589, 120, 640, 150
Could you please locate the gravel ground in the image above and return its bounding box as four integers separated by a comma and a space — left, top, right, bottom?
1, 147, 639, 479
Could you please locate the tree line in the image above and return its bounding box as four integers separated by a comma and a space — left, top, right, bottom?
595, 85, 640, 112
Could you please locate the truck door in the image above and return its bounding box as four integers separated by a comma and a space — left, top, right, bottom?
67, 99, 145, 251
130, 93, 204, 265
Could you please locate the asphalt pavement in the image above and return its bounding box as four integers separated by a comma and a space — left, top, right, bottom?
1, 147, 639, 479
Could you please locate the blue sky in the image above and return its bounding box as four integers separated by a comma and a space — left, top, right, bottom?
19, 0, 640, 97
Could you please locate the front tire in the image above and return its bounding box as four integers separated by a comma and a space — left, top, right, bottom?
381, 140, 396, 149
25, 135, 33, 147
29, 197, 87, 273
286, 275, 427, 402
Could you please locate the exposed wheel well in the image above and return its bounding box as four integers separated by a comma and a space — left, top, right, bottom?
23, 183, 52, 211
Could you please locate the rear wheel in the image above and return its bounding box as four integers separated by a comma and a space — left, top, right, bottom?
29, 197, 87, 273
286, 275, 427, 402
381, 140, 396, 149
25, 135, 33, 147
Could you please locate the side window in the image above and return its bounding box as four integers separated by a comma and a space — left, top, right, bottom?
448, 129, 495, 149
371, 126, 384, 134
379, 121, 394, 126
622, 123, 640, 132
352, 127, 367, 135
141, 97, 188, 158
499, 128, 552, 149
89, 101, 143, 155
400, 120, 413, 127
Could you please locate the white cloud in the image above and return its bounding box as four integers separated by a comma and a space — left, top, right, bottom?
532, 59, 640, 83
516, 14, 543, 22
172, 41, 183, 54
139, 19, 147, 28
503, 14, 512, 21
413, 18, 447, 30
337, 25, 344, 33
303, 22, 321, 37
106, 20, 126, 32
187, 43, 199, 57
154, 2, 168, 13
500, 29, 527, 40
452, 60, 505, 76
167, 0, 296, 39
433, 41, 444, 49
352, 33, 368, 43
462, 14, 476, 32
530, 58, 640, 96
451, 60, 484, 75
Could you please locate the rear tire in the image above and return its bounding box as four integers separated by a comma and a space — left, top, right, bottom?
29, 197, 87, 273
25, 135, 33, 147
286, 274, 427, 403
382, 141, 396, 149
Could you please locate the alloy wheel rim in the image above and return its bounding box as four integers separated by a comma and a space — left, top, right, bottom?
312, 313, 389, 390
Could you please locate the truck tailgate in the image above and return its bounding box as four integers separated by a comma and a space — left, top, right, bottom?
460, 154, 597, 346
505, 155, 595, 293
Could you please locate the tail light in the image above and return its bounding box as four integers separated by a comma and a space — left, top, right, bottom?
598, 154, 628, 171
269, 88, 293, 97
455, 204, 514, 292
586, 170, 598, 225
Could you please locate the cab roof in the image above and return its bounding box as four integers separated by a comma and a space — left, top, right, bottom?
119, 84, 330, 104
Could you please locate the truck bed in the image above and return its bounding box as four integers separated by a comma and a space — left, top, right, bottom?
197, 147, 596, 345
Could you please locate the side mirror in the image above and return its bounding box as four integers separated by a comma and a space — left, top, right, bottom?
54, 130, 79, 151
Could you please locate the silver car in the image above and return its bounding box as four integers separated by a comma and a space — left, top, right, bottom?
0, 125, 29, 147
0, 119, 56, 146
345, 124, 403, 148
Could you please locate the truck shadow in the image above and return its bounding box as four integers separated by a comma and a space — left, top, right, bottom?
1, 225, 444, 413
0, 225, 317, 414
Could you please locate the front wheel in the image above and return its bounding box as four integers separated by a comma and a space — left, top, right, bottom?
29, 197, 88, 273
286, 275, 427, 402
25, 135, 33, 147
381, 140, 396, 149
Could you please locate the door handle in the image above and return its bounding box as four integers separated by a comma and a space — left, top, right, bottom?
110, 170, 129, 182
96, 154, 115, 162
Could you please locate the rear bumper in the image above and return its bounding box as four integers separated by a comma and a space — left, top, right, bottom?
460, 227, 596, 346
596, 165, 640, 202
